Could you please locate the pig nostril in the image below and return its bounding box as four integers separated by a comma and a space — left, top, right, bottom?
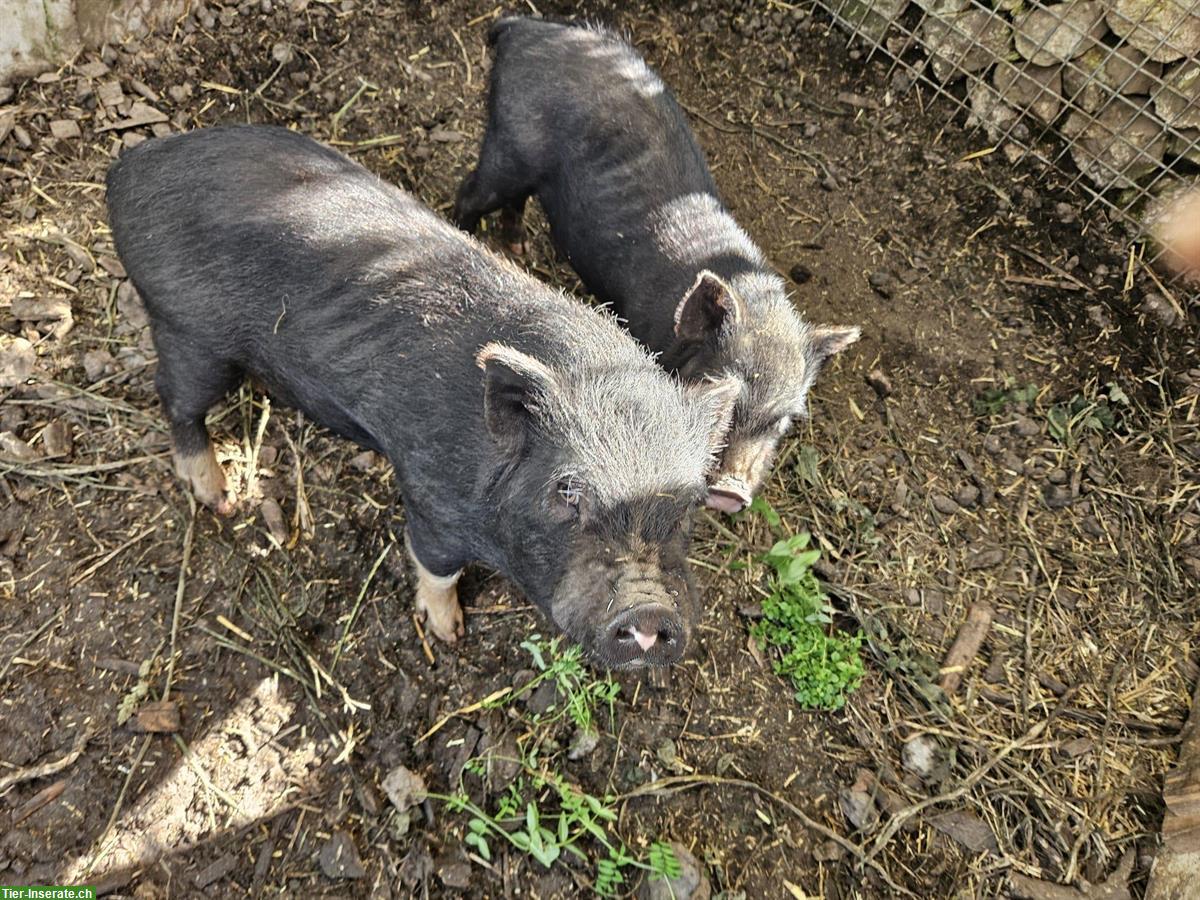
615, 626, 636, 643
659, 629, 675, 645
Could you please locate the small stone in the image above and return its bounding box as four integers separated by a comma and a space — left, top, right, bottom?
13, 124, 32, 149
931, 494, 958, 515
260, 498, 288, 545
788, 263, 812, 285
435, 857, 471, 890
129, 79, 160, 102
349, 450, 377, 471
1043, 484, 1073, 508
318, 831, 365, 879
0, 336, 36, 388
982, 434, 1003, 455
168, 83, 193, 103
1058, 737, 1094, 758
99, 255, 127, 277
49, 119, 82, 140
639, 842, 710, 900
865, 368, 892, 398
983, 653, 1005, 683
0, 432, 38, 462
11, 297, 70, 322
568, 728, 600, 761
868, 269, 899, 298
41, 420, 73, 459
839, 770, 879, 831
1142, 292, 1182, 328
76, 60, 110, 79
954, 484, 980, 508
1013, 416, 1041, 437
1047, 467, 1068, 485
813, 839, 846, 862
82, 349, 117, 382
0, 85, 14, 105
901, 734, 939, 778
966, 548, 1005, 570
382, 764, 427, 811
1081, 515, 1105, 538
97, 80, 125, 107
117, 282, 148, 329
271, 41, 295, 64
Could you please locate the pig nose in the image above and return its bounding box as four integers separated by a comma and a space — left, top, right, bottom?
706, 486, 750, 514
607, 604, 684, 666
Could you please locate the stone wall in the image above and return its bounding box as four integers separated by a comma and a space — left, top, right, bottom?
824, 0, 1200, 195
1, 0, 187, 84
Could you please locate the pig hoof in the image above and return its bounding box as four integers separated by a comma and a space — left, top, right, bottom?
174, 446, 231, 514
417, 588, 465, 644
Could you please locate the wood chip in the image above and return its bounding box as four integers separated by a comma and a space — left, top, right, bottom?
130, 700, 181, 733
939, 602, 994, 695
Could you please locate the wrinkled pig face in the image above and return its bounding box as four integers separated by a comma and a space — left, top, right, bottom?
478, 344, 737, 668
670, 271, 862, 513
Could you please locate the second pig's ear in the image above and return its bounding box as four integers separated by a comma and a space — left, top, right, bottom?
673, 270, 743, 343
477, 343, 558, 454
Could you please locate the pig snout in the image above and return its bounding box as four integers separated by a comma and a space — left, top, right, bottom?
605, 602, 684, 667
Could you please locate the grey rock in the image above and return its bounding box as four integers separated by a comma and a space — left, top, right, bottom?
1107, 0, 1200, 63
993, 61, 1062, 124
931, 493, 958, 515
922, 8, 1011, 81
640, 842, 709, 900
0, 337, 35, 388
1013, 2, 1105, 66
382, 764, 426, 811
1064, 102, 1168, 188
318, 831, 365, 879
1154, 61, 1200, 130
1063, 44, 1162, 114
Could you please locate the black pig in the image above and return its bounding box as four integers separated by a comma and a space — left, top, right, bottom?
455, 18, 861, 513
106, 125, 739, 668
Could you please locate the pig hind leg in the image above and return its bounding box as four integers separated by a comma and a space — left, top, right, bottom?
153, 327, 241, 514
404, 526, 465, 644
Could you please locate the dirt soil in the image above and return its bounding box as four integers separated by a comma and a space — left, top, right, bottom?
1, 1, 1198, 898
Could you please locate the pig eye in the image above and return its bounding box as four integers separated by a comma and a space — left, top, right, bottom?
557, 477, 584, 509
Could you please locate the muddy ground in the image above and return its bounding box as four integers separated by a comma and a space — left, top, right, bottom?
1, 1, 1198, 897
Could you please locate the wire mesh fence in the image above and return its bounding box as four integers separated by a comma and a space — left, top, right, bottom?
816, 0, 1200, 308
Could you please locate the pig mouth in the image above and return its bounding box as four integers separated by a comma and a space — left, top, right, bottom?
706, 477, 752, 514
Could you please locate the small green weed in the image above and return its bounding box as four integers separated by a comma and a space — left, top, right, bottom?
430, 637, 678, 896
1046, 384, 1127, 444
973, 381, 1039, 416
513, 635, 620, 735
750, 525, 864, 711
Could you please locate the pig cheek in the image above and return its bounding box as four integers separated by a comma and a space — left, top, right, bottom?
548, 544, 617, 646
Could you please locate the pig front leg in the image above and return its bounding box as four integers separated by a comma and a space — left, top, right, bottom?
452, 150, 533, 257
404, 528, 465, 643
152, 323, 241, 515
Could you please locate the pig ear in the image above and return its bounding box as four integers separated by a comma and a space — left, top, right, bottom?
477, 343, 558, 452
689, 374, 742, 466
674, 271, 743, 343
808, 325, 862, 364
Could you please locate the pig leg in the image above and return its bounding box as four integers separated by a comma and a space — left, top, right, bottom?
152, 326, 241, 515
497, 197, 529, 256
404, 527, 465, 643
452, 151, 533, 251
